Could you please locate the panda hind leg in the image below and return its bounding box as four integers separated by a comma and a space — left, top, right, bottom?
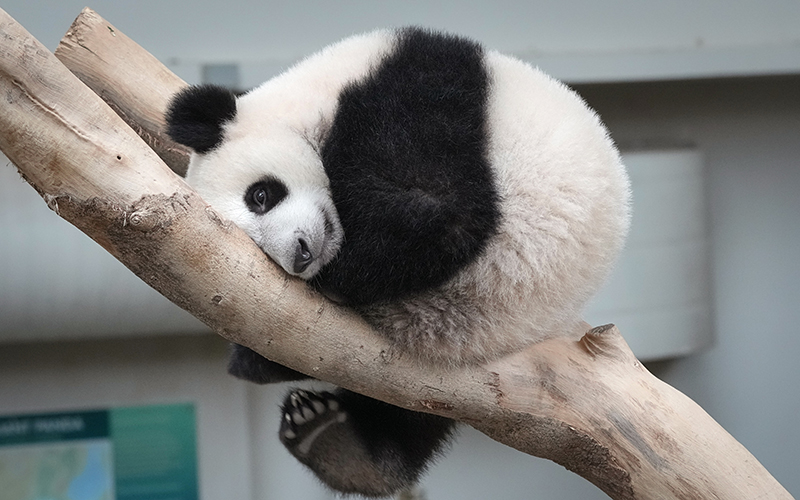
227, 344, 309, 384
279, 388, 455, 497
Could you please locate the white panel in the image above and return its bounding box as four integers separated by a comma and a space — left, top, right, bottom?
590, 240, 711, 312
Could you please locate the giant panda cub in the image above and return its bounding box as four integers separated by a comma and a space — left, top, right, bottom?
166, 27, 630, 497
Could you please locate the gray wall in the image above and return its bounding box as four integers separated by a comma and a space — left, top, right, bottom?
4, 0, 800, 85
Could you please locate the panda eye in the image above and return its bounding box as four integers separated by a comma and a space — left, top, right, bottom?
253, 188, 267, 205
245, 178, 288, 214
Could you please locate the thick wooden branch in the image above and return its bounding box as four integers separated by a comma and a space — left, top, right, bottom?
0, 8, 792, 499
54, 7, 190, 176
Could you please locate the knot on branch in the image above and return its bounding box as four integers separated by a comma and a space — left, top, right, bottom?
579, 324, 638, 365
127, 207, 162, 231
123, 191, 201, 232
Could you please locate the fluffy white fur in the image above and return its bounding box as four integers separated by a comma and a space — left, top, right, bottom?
185, 30, 631, 366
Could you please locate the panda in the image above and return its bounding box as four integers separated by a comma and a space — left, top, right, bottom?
166, 27, 630, 497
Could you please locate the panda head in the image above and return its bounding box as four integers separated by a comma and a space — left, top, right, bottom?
166, 84, 343, 280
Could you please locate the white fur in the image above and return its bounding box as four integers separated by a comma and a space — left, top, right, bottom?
186, 30, 631, 365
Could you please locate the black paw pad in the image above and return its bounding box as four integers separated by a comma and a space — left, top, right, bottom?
279, 390, 346, 455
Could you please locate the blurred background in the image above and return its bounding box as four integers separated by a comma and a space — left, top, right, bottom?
1, 1, 799, 499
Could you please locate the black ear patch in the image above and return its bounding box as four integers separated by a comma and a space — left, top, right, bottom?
165, 84, 237, 154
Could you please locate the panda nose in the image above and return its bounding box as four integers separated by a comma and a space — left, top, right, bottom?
293, 238, 314, 274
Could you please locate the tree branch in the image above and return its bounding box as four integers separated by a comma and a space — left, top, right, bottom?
0, 8, 792, 499
55, 7, 190, 175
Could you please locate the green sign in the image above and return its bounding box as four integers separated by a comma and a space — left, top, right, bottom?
0, 404, 198, 500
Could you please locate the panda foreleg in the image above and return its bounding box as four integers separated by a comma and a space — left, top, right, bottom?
279, 388, 455, 497
227, 343, 309, 383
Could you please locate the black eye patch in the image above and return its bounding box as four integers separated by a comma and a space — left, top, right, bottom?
245, 177, 289, 214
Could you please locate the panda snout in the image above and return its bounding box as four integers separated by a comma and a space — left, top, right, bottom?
293, 238, 314, 274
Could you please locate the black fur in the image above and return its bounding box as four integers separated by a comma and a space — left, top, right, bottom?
166, 84, 237, 154
313, 27, 500, 306
227, 344, 308, 383
330, 391, 455, 480
279, 388, 455, 497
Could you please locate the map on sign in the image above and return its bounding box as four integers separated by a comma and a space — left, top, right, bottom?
0, 439, 113, 500
0, 405, 197, 500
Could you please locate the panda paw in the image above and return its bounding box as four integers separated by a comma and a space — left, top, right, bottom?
279, 389, 347, 455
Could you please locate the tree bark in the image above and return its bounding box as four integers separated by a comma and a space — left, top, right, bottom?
0, 8, 793, 500
55, 7, 190, 175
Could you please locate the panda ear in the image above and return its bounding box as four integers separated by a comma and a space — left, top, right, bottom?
165, 84, 237, 154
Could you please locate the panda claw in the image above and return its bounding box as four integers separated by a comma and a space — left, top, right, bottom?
291, 411, 307, 425
280, 389, 346, 451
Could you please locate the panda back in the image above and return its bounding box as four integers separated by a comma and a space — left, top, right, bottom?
357, 41, 632, 365
313, 28, 502, 306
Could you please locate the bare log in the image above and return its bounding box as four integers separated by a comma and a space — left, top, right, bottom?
55, 7, 190, 175
0, 8, 793, 500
